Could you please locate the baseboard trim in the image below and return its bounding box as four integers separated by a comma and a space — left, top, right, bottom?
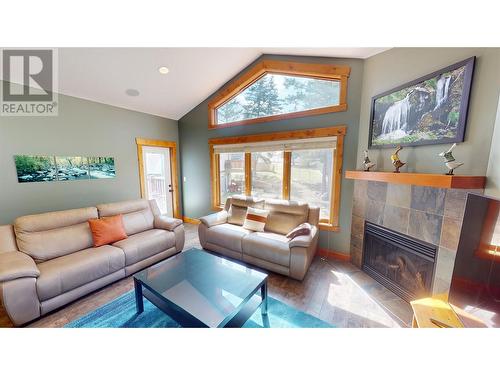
183, 216, 201, 224
317, 248, 351, 262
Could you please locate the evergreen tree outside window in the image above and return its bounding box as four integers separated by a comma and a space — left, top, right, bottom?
216, 73, 340, 125
208, 60, 350, 129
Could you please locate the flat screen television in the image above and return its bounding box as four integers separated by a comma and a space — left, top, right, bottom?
449, 193, 500, 327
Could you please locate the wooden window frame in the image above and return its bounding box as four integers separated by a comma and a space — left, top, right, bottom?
136, 138, 181, 219
209, 125, 346, 232
208, 60, 351, 129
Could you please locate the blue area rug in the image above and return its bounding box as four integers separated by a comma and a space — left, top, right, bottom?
65, 290, 331, 328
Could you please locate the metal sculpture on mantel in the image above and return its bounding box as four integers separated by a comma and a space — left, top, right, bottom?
391, 145, 406, 173
438, 143, 464, 175
363, 150, 376, 171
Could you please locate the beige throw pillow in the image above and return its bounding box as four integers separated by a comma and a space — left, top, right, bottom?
243, 207, 269, 232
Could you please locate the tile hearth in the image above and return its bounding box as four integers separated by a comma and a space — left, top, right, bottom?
350, 179, 483, 296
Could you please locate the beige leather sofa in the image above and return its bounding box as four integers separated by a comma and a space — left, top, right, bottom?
199, 196, 319, 281
0, 199, 184, 326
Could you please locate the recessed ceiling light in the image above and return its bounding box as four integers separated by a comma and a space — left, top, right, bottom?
158, 66, 169, 75
125, 89, 140, 97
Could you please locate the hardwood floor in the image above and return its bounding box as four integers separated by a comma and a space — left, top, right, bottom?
0, 223, 413, 328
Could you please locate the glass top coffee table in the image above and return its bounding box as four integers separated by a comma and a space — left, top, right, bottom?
133, 248, 268, 327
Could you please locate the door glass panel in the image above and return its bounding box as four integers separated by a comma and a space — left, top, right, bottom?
143, 147, 172, 216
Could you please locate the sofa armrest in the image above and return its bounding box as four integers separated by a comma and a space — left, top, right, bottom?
289, 226, 319, 280
289, 225, 318, 248
0, 251, 40, 282
154, 216, 183, 231
199, 211, 228, 228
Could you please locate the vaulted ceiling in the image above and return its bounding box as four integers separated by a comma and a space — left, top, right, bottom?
2, 48, 389, 119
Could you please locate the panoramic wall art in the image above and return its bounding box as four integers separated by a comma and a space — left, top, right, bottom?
14, 155, 116, 183
368, 57, 475, 148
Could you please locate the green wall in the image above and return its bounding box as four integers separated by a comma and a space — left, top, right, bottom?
357, 48, 500, 174
0, 86, 179, 224
179, 55, 365, 254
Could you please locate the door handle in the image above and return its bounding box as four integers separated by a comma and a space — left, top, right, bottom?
168, 189, 174, 193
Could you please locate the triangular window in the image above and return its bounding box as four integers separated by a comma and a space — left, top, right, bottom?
209, 60, 350, 128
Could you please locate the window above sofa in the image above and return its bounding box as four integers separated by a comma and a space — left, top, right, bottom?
209, 125, 346, 232
208, 60, 350, 129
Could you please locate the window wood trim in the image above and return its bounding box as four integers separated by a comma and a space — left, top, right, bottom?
209, 125, 346, 231
136, 138, 181, 219
208, 60, 351, 129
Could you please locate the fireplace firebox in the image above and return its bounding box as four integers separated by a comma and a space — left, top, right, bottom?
362, 222, 437, 302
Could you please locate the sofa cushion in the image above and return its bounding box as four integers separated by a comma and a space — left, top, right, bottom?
242, 232, 290, 267
96, 199, 154, 236
36, 245, 125, 301
14, 207, 98, 262
264, 200, 309, 235
227, 205, 247, 226
227, 196, 265, 226
112, 229, 175, 266
204, 223, 251, 252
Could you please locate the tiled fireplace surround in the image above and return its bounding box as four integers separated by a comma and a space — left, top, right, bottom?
350, 180, 483, 296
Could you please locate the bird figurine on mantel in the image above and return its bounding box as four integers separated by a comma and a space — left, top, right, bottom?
362, 150, 376, 171
391, 145, 406, 173
439, 143, 464, 175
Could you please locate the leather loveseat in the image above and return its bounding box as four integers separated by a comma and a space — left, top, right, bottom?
0, 199, 184, 326
198, 196, 319, 281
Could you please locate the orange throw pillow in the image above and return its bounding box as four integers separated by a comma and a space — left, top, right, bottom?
88, 214, 127, 247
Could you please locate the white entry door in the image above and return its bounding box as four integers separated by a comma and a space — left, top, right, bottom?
141, 146, 173, 217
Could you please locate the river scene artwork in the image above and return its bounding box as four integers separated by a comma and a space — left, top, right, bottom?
14, 155, 115, 183
369, 57, 475, 148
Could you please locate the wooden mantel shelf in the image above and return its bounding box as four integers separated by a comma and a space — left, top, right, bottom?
345, 170, 486, 189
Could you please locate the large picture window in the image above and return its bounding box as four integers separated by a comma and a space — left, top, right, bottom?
208, 60, 350, 129
251, 151, 284, 199
218, 152, 245, 203
209, 126, 346, 231
290, 149, 333, 219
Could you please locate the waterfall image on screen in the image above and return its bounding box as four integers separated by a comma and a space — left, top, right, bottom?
369, 57, 474, 148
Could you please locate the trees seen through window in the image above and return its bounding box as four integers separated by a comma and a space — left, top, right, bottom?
217, 73, 340, 124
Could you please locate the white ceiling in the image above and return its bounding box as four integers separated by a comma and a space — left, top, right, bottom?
2, 48, 389, 120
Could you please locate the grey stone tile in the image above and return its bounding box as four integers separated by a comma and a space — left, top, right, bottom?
367, 181, 388, 202
444, 189, 468, 220
383, 204, 410, 234
365, 200, 385, 225
439, 216, 462, 251
350, 214, 365, 239
353, 180, 367, 201
408, 210, 443, 245
386, 183, 412, 208
350, 233, 363, 250
411, 186, 446, 215
433, 277, 452, 296
434, 247, 457, 284
352, 196, 367, 218
350, 241, 362, 268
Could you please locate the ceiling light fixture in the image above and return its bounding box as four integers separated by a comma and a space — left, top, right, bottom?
158, 66, 169, 75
